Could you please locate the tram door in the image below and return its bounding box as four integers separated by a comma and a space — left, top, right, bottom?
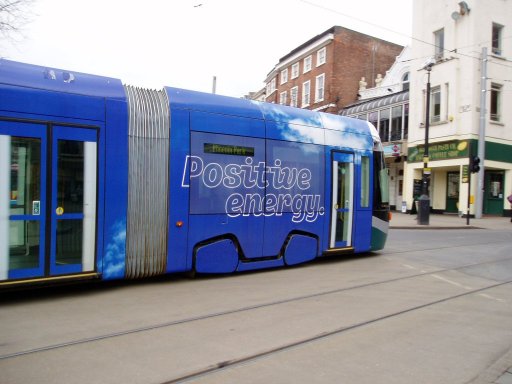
0, 121, 97, 282
51, 126, 97, 276
330, 152, 354, 249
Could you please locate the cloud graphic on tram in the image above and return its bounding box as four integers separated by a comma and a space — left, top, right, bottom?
103, 220, 126, 279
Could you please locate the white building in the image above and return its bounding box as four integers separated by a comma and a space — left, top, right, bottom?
405, 0, 512, 217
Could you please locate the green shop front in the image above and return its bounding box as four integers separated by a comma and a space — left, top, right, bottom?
407, 139, 512, 216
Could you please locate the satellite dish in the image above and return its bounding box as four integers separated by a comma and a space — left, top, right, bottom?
451, 11, 461, 21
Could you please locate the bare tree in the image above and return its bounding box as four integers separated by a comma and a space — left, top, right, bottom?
0, 0, 33, 40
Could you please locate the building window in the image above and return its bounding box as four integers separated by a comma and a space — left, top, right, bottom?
379, 109, 390, 142
315, 74, 325, 102
280, 68, 288, 85
302, 81, 311, 107
317, 47, 326, 66
492, 23, 503, 55
434, 28, 444, 60
391, 106, 402, 141
303, 55, 312, 73
291, 63, 299, 79
401, 72, 410, 91
290, 86, 298, 107
430, 86, 441, 123
266, 77, 276, 95
279, 91, 287, 105
490, 83, 502, 122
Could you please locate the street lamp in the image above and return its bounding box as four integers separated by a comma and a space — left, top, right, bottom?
417, 58, 435, 225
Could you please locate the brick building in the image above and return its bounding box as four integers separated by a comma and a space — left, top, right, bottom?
262, 26, 403, 112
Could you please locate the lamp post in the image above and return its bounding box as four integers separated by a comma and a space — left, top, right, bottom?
418, 59, 434, 225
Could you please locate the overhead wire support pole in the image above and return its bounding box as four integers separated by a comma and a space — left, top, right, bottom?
418, 59, 434, 225
475, 47, 487, 219
467, 149, 471, 226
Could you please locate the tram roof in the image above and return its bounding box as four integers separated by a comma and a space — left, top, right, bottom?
0, 59, 125, 99
0, 59, 372, 139
166, 86, 371, 137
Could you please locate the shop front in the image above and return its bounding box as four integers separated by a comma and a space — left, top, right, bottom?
406, 139, 512, 216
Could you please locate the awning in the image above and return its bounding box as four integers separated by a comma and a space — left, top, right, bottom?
340, 90, 409, 116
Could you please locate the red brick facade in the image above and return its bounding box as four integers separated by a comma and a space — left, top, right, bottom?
264, 26, 403, 114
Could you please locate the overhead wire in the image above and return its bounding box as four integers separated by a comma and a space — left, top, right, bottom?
298, 0, 512, 70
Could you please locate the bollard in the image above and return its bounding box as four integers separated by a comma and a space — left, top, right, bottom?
417, 195, 430, 225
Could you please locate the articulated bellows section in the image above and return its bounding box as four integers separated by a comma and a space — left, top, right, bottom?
124, 86, 170, 278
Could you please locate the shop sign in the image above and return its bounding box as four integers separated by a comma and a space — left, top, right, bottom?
383, 143, 401, 157
462, 165, 469, 183
408, 140, 469, 163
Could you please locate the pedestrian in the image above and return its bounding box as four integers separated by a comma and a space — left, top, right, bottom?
508, 193, 512, 222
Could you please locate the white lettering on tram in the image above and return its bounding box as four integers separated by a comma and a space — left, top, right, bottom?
182, 155, 325, 223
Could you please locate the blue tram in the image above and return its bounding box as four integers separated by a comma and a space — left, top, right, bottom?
0, 60, 389, 288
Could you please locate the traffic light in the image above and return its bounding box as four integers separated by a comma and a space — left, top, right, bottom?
469, 155, 480, 173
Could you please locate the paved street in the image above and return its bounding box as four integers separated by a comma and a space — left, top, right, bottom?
1, 218, 511, 384
390, 212, 512, 230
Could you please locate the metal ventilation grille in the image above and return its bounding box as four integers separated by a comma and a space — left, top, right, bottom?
124, 86, 170, 278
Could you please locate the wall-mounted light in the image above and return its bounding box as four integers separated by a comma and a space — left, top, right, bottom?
452, 1, 470, 21
459, 1, 470, 15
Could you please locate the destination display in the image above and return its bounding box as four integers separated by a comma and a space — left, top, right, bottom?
204, 143, 255, 157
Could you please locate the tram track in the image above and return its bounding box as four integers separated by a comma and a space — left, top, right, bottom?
2, 253, 512, 362
380, 237, 512, 256
163, 279, 512, 384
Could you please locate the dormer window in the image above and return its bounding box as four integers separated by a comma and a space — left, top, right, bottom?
401, 72, 410, 91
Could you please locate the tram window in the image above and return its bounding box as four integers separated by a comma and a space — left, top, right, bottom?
56, 219, 83, 266
57, 140, 84, 214
10, 138, 41, 266
9, 221, 40, 271
10, 137, 41, 215
361, 156, 370, 207
379, 168, 390, 204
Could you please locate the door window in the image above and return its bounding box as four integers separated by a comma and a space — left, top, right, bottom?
447, 172, 459, 198
1, 122, 98, 282
1, 134, 44, 280
51, 131, 97, 275
330, 153, 354, 248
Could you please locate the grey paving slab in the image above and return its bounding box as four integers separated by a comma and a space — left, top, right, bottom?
1, 227, 511, 384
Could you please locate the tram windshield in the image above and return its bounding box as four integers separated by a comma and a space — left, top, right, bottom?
373, 141, 389, 208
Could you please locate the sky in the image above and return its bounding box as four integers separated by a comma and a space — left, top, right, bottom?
1, 0, 413, 97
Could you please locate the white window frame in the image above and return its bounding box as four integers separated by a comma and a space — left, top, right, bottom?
434, 28, 444, 60
492, 23, 504, 56
490, 83, 502, 122
302, 80, 311, 108
290, 86, 298, 107
266, 77, 277, 96
315, 73, 325, 103
291, 63, 299, 79
303, 55, 312, 74
430, 85, 441, 123
316, 47, 326, 66
401, 72, 410, 91
280, 68, 288, 85
279, 91, 287, 105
